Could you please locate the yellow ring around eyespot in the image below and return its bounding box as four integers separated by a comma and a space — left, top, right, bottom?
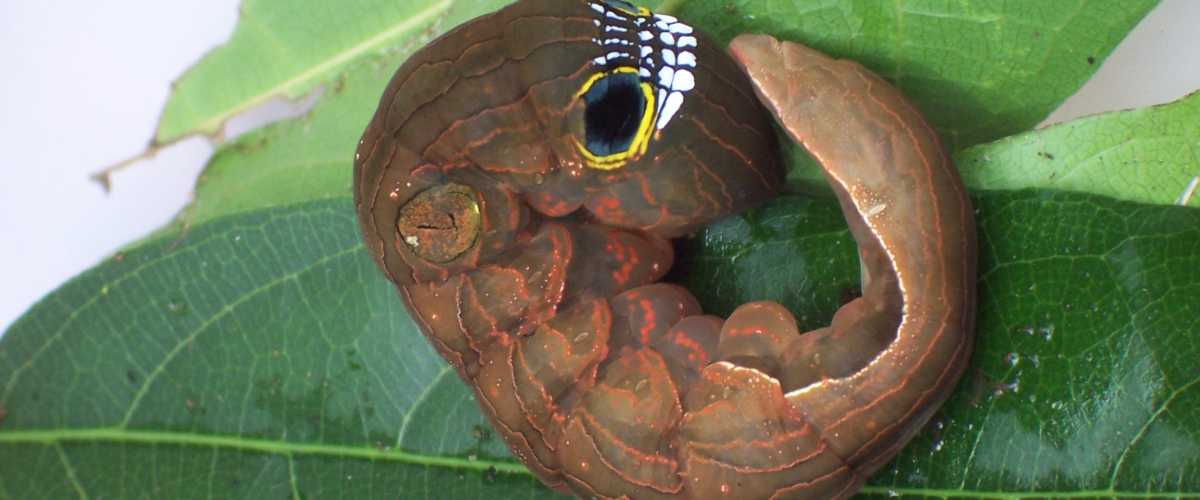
604, 1, 651, 17
573, 67, 657, 171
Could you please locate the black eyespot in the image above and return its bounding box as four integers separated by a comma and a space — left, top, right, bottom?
582, 71, 645, 157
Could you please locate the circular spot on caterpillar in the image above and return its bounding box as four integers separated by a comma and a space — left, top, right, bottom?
395, 183, 481, 263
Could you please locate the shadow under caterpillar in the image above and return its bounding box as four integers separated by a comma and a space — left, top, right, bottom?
353, 1, 976, 498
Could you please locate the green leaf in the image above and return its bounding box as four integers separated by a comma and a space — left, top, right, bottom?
675, 0, 1158, 151
0, 199, 561, 499
958, 91, 1200, 208
4, 189, 1198, 497
152, 0, 510, 145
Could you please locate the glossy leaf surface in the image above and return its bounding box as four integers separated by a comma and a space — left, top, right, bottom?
4, 187, 1197, 497
0, 201, 553, 499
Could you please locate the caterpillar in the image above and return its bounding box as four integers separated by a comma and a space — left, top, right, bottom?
352, 1, 976, 498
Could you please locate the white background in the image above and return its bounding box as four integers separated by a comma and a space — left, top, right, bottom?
2, 1, 1199, 334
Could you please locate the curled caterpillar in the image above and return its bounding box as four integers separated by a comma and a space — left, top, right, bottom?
353, 1, 976, 498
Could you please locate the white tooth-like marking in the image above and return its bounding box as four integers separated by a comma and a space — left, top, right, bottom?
677, 51, 696, 67
660, 32, 675, 45
593, 56, 607, 65
677, 35, 697, 48
638, 30, 653, 41
661, 48, 676, 66
657, 66, 675, 88
640, 67, 651, 78
653, 14, 678, 23
655, 19, 671, 30
671, 69, 694, 91
604, 38, 625, 45
644, 56, 655, 66
641, 45, 653, 58
606, 11, 628, 21
606, 51, 626, 61
658, 91, 684, 130
605, 25, 628, 32
589, 3, 605, 14
669, 23, 693, 34
593, 19, 602, 26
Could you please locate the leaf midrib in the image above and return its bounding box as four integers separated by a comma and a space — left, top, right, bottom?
2, 428, 1194, 498
0, 428, 529, 476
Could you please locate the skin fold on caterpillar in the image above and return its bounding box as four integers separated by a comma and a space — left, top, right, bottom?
352, 1, 977, 498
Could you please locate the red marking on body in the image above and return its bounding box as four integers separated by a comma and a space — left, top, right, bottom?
670, 331, 709, 367
638, 299, 657, 346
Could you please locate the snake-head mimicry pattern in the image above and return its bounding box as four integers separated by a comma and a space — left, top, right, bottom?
353, 1, 976, 498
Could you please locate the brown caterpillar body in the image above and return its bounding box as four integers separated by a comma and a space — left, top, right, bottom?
353, 1, 976, 498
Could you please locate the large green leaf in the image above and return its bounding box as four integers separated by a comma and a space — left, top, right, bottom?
0, 200, 556, 499
171, 0, 1158, 232
3, 188, 1197, 498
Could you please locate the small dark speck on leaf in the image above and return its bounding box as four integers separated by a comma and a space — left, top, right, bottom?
483, 466, 497, 483
1087, 55, 1096, 65
126, 369, 139, 384
1037, 151, 1054, 160
472, 424, 492, 442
